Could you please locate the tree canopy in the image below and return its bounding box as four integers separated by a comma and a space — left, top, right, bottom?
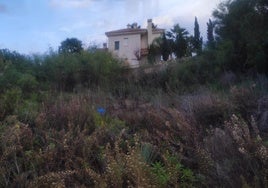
193, 17, 203, 54
167, 24, 190, 58
206, 19, 215, 49
213, 0, 268, 72
161, 33, 171, 61
58, 38, 83, 54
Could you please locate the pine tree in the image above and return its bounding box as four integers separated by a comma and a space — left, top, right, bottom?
213, 0, 268, 72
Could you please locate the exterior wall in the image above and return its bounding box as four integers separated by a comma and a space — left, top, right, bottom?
151, 33, 162, 42
140, 34, 148, 49
108, 34, 141, 68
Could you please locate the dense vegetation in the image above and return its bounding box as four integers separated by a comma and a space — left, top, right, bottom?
0, 0, 267, 187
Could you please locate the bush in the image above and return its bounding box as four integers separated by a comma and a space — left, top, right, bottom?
230, 85, 258, 122
151, 162, 169, 186
0, 88, 22, 119
192, 94, 231, 128
160, 56, 222, 92
17, 74, 38, 93
39, 51, 123, 91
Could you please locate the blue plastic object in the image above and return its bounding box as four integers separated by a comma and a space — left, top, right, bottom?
97, 107, 106, 115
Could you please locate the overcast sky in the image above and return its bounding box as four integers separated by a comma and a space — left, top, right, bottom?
0, 0, 222, 55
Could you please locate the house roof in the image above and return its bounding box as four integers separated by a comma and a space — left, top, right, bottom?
152, 28, 165, 34
105, 28, 164, 37
105, 28, 147, 37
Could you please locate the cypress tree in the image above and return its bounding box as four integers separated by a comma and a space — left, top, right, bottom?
207, 19, 215, 49
193, 17, 202, 54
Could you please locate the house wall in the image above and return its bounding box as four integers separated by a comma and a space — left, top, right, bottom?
108, 34, 141, 68
141, 34, 148, 49
151, 33, 162, 42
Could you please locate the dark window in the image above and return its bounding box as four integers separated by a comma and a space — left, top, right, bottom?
114, 41, 120, 50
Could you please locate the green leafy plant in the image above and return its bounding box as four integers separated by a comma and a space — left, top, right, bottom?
151, 162, 169, 186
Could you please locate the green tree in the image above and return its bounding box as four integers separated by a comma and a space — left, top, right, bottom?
167, 24, 190, 58
206, 19, 215, 49
148, 33, 172, 62
193, 17, 203, 54
0, 49, 37, 93
58, 38, 83, 54
161, 33, 171, 61
148, 37, 161, 64
213, 0, 268, 72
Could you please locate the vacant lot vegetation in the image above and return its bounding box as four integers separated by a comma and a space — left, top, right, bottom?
0, 47, 267, 187
0, 0, 267, 186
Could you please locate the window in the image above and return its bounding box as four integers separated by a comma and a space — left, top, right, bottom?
114, 41, 120, 50
124, 38, 128, 46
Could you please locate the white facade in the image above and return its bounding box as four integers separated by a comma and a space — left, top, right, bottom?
105, 19, 164, 68
107, 33, 142, 68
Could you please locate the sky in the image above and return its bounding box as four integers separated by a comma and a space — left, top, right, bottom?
0, 0, 222, 55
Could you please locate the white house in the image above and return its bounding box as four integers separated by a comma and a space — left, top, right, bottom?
105, 19, 164, 68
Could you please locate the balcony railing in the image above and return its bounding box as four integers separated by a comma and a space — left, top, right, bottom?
140, 48, 149, 56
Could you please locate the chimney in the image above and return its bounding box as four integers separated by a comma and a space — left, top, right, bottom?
147, 19, 153, 46
147, 19, 153, 26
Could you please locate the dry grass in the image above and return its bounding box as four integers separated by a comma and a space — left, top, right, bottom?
0, 87, 267, 187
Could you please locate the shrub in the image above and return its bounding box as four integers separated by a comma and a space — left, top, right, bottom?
17, 74, 38, 93
151, 162, 169, 186
0, 88, 22, 119
39, 51, 123, 91
16, 100, 39, 124
193, 95, 230, 128
36, 94, 95, 132
230, 85, 258, 122
199, 114, 268, 187
179, 92, 231, 129
0, 117, 34, 187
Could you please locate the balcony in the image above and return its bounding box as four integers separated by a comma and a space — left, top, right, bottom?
140, 48, 149, 56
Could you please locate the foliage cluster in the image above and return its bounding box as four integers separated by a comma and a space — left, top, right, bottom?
148, 17, 203, 63
0, 94, 200, 187
149, 0, 267, 75
0, 0, 267, 187
212, 0, 268, 73
0, 81, 267, 187
0, 49, 124, 121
